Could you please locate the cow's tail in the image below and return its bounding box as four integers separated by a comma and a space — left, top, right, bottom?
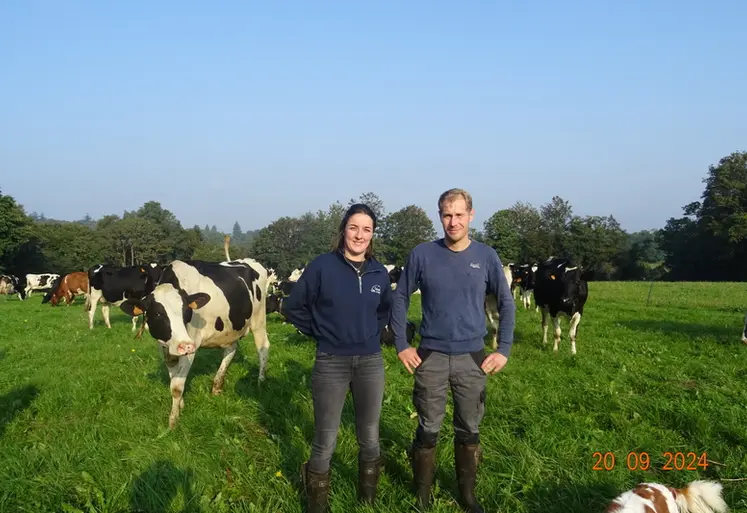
224, 234, 232, 262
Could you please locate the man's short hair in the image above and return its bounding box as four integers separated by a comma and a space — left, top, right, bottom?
438, 188, 473, 213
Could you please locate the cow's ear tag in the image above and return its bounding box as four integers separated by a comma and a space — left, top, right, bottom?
550, 275, 556, 280
133, 305, 144, 316
140, 267, 146, 273
188, 301, 198, 309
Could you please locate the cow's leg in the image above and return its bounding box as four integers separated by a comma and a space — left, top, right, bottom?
541, 307, 549, 345
250, 316, 271, 383
87, 289, 103, 329
131, 315, 139, 332
161, 346, 195, 429
552, 316, 562, 353
134, 319, 147, 339
485, 309, 498, 351
212, 341, 238, 395
102, 305, 112, 329
742, 311, 747, 344
569, 312, 581, 355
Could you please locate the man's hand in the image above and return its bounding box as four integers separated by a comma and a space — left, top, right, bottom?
481, 352, 508, 375
398, 347, 422, 374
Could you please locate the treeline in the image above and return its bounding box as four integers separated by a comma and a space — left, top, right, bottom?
1, 150, 745, 282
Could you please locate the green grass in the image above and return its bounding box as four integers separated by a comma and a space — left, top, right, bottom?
1, 282, 747, 512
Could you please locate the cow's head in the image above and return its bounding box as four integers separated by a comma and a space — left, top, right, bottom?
266, 293, 283, 315
120, 284, 211, 356
546, 264, 582, 305
41, 276, 62, 305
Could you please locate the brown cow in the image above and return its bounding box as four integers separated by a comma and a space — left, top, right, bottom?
42, 272, 89, 306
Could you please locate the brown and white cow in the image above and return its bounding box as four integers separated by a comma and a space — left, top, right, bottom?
120, 257, 273, 429
42, 272, 89, 306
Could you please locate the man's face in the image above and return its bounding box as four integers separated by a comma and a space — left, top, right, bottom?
439, 197, 474, 243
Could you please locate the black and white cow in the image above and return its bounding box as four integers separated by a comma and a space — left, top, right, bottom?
483, 264, 515, 350
119, 258, 273, 428
515, 263, 539, 310
380, 321, 416, 346
0, 274, 26, 300
86, 263, 163, 330
533, 257, 588, 355
24, 273, 60, 298
383, 264, 403, 290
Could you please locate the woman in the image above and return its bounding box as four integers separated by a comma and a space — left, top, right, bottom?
282, 203, 393, 512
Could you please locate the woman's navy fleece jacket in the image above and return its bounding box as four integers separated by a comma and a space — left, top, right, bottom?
282, 251, 393, 356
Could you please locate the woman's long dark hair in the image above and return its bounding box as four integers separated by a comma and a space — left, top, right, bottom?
333, 203, 377, 259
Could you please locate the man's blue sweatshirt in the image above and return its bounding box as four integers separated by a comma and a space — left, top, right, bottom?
390, 239, 516, 357
281, 251, 393, 356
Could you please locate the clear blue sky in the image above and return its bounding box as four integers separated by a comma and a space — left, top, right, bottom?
1, 0, 745, 234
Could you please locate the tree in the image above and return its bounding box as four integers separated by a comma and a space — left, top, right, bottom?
232, 221, 243, 239
0, 190, 34, 273
565, 215, 627, 279
379, 205, 437, 264
348, 192, 386, 221
482, 210, 520, 263
540, 196, 573, 256
658, 151, 747, 281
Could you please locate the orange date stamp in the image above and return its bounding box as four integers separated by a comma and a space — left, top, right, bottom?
592, 451, 708, 471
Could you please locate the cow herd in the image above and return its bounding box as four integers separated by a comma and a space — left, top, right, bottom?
1, 238, 590, 428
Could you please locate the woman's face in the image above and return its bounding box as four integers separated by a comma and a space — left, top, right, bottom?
344, 213, 374, 258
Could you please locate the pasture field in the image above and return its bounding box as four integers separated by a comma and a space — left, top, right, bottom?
1, 282, 747, 513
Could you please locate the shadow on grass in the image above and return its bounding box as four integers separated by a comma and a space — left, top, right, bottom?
0, 348, 6, 362
235, 358, 314, 502
145, 344, 250, 391
130, 459, 201, 513
619, 319, 739, 342
0, 384, 39, 438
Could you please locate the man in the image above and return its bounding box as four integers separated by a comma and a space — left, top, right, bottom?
390, 188, 515, 512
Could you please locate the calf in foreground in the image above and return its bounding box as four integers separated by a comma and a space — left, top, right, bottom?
120, 258, 273, 428
533, 257, 588, 355
605, 480, 727, 513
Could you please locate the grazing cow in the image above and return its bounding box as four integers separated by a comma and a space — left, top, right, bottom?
381, 321, 416, 346
0, 275, 26, 300
533, 257, 588, 355
42, 271, 89, 306
24, 273, 60, 298
119, 258, 273, 428
41, 276, 62, 304
86, 263, 163, 330
605, 480, 727, 513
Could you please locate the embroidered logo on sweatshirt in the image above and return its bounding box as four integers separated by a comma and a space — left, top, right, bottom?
470, 262, 481, 269
370, 284, 381, 294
